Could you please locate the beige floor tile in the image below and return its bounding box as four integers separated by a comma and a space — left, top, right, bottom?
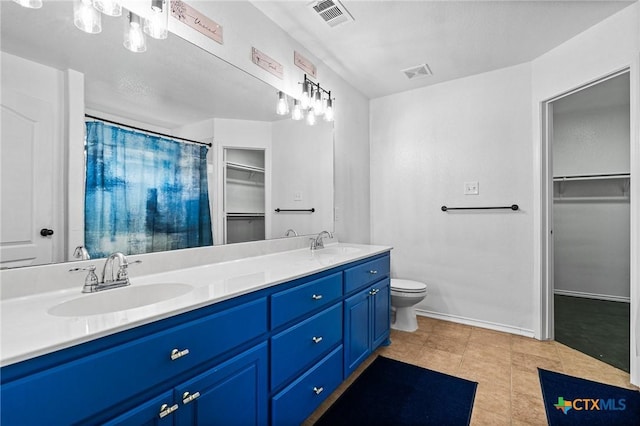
468, 327, 513, 350
511, 390, 548, 425
511, 335, 560, 361
458, 356, 511, 388
470, 407, 511, 425
464, 340, 511, 367
512, 350, 564, 374
424, 333, 469, 355
413, 345, 463, 376
472, 381, 511, 418
377, 340, 422, 364
511, 368, 543, 399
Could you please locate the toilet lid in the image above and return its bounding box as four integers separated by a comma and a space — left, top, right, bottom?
391, 279, 427, 293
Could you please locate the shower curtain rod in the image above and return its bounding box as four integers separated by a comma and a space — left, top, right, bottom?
84, 114, 213, 148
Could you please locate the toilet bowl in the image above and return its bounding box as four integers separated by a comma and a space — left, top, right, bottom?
390, 279, 427, 332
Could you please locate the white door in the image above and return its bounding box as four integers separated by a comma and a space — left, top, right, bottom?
1, 89, 55, 267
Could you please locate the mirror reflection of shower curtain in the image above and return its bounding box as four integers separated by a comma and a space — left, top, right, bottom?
84, 121, 213, 258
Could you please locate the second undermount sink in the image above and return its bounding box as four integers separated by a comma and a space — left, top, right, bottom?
48, 283, 194, 317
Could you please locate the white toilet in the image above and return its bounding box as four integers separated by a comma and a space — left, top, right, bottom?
390, 279, 428, 332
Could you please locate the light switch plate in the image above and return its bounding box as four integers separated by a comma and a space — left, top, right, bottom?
464, 181, 479, 195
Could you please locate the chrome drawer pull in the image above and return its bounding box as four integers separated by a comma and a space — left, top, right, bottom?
369, 270, 378, 274
158, 403, 179, 418
170, 348, 190, 360
313, 386, 324, 395
369, 288, 379, 296
312, 294, 323, 300
182, 391, 201, 404
312, 336, 323, 344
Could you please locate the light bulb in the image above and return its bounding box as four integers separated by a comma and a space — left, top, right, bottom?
124, 12, 147, 53
306, 108, 316, 126
74, 0, 102, 34
276, 91, 289, 116
12, 0, 43, 8
313, 88, 324, 115
324, 98, 334, 122
292, 100, 303, 121
300, 80, 311, 110
93, 0, 121, 17
143, 0, 168, 40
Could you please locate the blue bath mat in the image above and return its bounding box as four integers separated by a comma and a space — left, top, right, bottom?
539, 368, 640, 425
314, 356, 477, 425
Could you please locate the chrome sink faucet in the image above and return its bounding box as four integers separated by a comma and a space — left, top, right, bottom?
70, 252, 141, 293
310, 230, 333, 250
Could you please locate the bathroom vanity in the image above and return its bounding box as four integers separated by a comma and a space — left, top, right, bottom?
0, 244, 391, 425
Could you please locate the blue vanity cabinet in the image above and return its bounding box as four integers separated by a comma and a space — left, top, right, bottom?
343, 256, 391, 377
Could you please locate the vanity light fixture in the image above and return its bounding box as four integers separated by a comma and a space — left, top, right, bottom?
74, 0, 102, 34
143, 0, 168, 40
306, 108, 317, 126
298, 74, 334, 124
291, 99, 304, 120
92, 0, 121, 17
12, 0, 42, 9
276, 91, 290, 116
124, 11, 147, 53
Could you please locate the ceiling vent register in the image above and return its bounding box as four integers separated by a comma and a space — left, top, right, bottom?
402, 64, 433, 80
310, 0, 354, 27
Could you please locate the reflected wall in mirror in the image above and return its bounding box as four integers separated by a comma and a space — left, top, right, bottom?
0, 1, 334, 268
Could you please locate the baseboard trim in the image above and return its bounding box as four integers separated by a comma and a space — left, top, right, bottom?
414, 308, 535, 338
554, 289, 630, 303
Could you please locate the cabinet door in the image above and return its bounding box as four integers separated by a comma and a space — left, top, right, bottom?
343, 288, 371, 377
372, 278, 391, 349
102, 390, 177, 426
175, 342, 268, 426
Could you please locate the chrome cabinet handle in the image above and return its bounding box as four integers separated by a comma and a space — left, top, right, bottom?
158, 403, 179, 418
312, 294, 323, 300
369, 288, 379, 296
182, 391, 201, 404
313, 386, 324, 395
312, 336, 323, 344
369, 270, 378, 274
170, 348, 190, 360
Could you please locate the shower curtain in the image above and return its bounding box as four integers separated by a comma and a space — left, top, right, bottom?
84, 121, 213, 258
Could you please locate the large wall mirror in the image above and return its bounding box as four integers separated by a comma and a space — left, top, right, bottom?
1, 1, 334, 268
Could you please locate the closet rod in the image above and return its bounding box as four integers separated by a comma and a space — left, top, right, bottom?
85, 114, 213, 148
274, 208, 315, 213
441, 204, 519, 212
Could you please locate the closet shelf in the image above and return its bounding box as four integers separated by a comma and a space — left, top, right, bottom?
226, 212, 265, 218
553, 173, 629, 182
226, 162, 265, 174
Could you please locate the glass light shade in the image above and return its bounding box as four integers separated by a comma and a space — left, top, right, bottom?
291, 100, 303, 121
12, 0, 43, 9
300, 80, 312, 110
313, 88, 324, 115
306, 108, 316, 126
276, 91, 289, 116
143, 0, 168, 40
74, 0, 102, 34
324, 98, 334, 122
93, 0, 121, 17
124, 12, 147, 53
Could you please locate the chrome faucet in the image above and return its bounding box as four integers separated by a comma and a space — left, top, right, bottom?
73, 245, 91, 260
70, 252, 141, 293
285, 229, 298, 237
310, 230, 333, 250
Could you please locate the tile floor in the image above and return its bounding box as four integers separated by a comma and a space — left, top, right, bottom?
304, 316, 639, 425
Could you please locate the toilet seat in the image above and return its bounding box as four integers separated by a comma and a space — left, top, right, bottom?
391, 279, 427, 293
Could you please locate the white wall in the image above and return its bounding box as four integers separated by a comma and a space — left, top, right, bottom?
370, 62, 535, 335
169, 1, 370, 244
271, 119, 334, 238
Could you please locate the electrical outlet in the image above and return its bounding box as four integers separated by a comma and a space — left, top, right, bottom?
464, 181, 479, 195
334, 207, 340, 222
293, 191, 303, 201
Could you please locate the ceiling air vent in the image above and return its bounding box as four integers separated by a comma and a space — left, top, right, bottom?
310, 0, 354, 28
402, 64, 433, 80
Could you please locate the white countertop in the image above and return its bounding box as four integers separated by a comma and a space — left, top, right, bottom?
1, 243, 391, 367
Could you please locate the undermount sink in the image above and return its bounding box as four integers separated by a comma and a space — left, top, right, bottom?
314, 246, 361, 256
48, 283, 194, 317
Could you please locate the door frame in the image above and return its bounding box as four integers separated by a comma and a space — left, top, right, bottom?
538, 65, 639, 386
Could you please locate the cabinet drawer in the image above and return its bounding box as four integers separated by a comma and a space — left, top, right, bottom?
344, 255, 390, 294
271, 303, 342, 390
0, 298, 267, 426
271, 345, 343, 426
271, 272, 342, 329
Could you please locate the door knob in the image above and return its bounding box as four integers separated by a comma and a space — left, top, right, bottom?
40, 228, 54, 237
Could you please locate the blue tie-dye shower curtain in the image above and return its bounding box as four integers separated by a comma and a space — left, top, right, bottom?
84, 121, 213, 258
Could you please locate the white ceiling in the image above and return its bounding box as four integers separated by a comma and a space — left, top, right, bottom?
252, 0, 636, 99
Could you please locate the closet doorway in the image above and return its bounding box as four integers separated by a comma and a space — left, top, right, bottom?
549, 71, 631, 372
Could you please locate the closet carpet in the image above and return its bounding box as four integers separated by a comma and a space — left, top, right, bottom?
554, 294, 630, 373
